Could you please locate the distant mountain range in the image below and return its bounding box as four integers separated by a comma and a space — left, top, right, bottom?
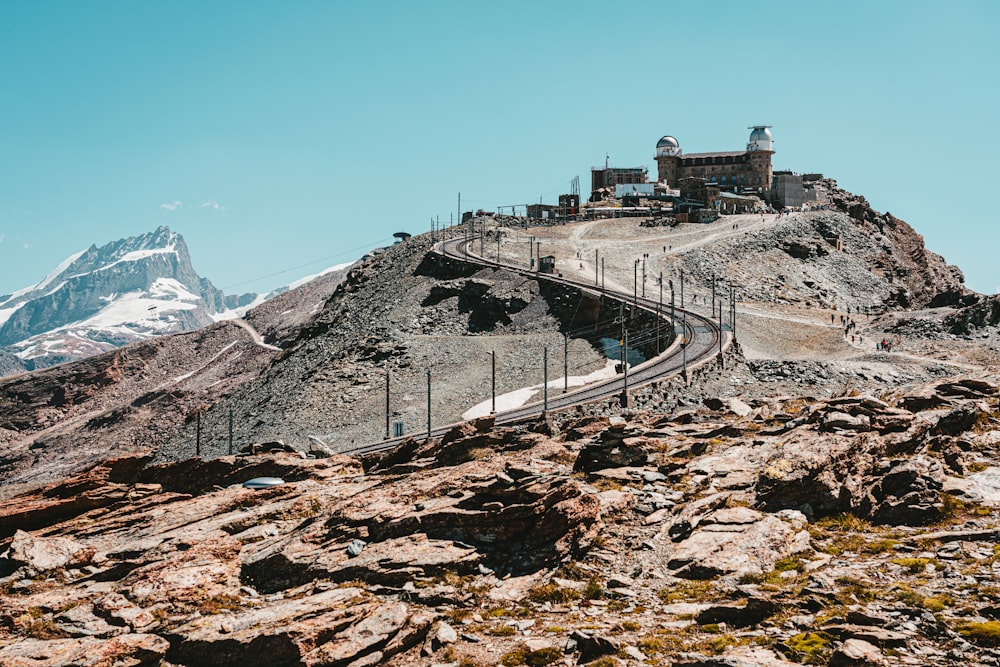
0, 227, 257, 375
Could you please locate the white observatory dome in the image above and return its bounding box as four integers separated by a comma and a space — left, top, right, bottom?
656, 135, 681, 157
747, 126, 773, 152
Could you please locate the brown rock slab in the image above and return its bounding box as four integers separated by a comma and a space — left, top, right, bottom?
243, 532, 482, 592
672, 646, 800, 665
830, 638, 887, 666
0, 633, 169, 667
5, 530, 93, 574
165, 586, 379, 665
93, 593, 156, 630
695, 597, 780, 628
122, 538, 242, 607
756, 430, 885, 515
665, 509, 809, 579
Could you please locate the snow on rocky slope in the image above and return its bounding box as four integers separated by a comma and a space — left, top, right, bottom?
0, 226, 256, 372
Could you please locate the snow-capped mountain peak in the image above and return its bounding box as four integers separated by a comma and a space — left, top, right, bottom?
0, 227, 256, 371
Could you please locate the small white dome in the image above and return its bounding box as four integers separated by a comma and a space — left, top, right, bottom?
656, 135, 681, 157
748, 126, 773, 151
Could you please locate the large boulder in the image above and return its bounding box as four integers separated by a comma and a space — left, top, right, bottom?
0, 634, 169, 667
755, 431, 885, 516
4, 530, 94, 575
703, 396, 753, 417
573, 426, 659, 472
164, 588, 432, 667
855, 457, 944, 526
243, 533, 483, 592
664, 508, 809, 579
671, 647, 801, 666
935, 403, 989, 436
821, 411, 871, 433
368, 475, 600, 562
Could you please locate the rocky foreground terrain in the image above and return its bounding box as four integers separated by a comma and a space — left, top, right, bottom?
2, 370, 1000, 666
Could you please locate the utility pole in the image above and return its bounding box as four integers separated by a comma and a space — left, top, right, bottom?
491, 351, 496, 413
682, 310, 688, 382
619, 302, 625, 353
594, 249, 598, 285
497, 230, 501, 263
633, 259, 638, 305
457, 192, 461, 233
642, 253, 648, 298
657, 271, 663, 354
601, 257, 605, 290
711, 274, 716, 314
563, 332, 569, 393
543, 347, 549, 414
622, 329, 629, 405
670, 279, 675, 329
385, 367, 390, 439
731, 284, 737, 342
426, 370, 431, 441
681, 271, 688, 381
719, 296, 724, 358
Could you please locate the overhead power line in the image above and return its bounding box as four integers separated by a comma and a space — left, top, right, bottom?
221, 236, 395, 291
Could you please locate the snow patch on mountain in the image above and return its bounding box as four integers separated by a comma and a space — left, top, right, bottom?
33, 249, 87, 294
286, 262, 354, 291
0, 227, 256, 370
0, 228, 362, 375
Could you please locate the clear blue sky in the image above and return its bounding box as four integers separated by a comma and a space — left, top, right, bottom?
1, 1, 997, 296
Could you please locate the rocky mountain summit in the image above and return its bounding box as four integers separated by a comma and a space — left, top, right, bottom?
0, 227, 255, 374
2, 372, 999, 666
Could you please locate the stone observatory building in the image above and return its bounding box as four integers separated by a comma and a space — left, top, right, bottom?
655, 126, 775, 192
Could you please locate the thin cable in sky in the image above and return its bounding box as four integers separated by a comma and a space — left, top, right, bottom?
221, 236, 395, 291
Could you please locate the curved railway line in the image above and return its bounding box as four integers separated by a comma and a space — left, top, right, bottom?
344, 233, 730, 455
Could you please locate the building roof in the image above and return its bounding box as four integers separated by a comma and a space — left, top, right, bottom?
682, 151, 747, 159
592, 166, 647, 172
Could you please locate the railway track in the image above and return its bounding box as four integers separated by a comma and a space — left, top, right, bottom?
343, 234, 729, 455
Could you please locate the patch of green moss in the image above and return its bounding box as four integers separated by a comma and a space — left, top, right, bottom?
957, 621, 1000, 647
781, 632, 833, 664
834, 577, 878, 604
528, 583, 581, 604
657, 579, 719, 603
890, 557, 941, 573
489, 625, 517, 637
500, 648, 527, 666
861, 538, 899, 554
585, 658, 617, 667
